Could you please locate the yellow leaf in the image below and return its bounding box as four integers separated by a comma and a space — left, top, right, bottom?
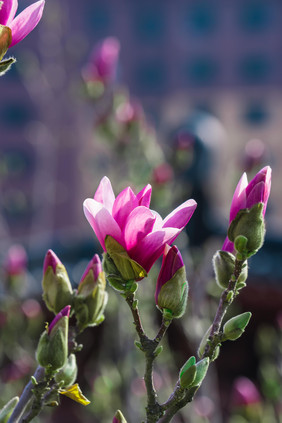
60, 383, 90, 405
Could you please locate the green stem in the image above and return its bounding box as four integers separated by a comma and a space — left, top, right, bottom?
7, 367, 45, 423
203, 257, 244, 359
125, 292, 171, 423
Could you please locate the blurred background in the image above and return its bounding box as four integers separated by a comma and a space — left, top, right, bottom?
1, 0, 282, 422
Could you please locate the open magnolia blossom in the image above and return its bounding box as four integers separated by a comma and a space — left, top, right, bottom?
222, 166, 271, 253
83, 176, 197, 273
0, 0, 45, 48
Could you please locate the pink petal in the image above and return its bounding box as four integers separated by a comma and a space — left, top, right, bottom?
222, 236, 235, 254
0, 0, 18, 26
83, 199, 123, 251
129, 228, 180, 272
229, 173, 248, 222
123, 206, 156, 250
93, 176, 115, 212
246, 182, 265, 209
112, 187, 138, 230
9, 0, 45, 47
163, 199, 197, 229
136, 184, 152, 207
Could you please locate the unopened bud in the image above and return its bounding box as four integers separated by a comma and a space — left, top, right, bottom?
179, 356, 197, 388
113, 409, 127, 423
228, 203, 265, 257
36, 306, 70, 371
74, 254, 108, 330
55, 354, 77, 388
155, 245, 188, 318
223, 312, 252, 341
190, 357, 210, 388
213, 250, 248, 289
42, 250, 73, 314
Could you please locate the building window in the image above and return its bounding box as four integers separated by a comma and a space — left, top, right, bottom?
186, 57, 218, 84
184, 2, 217, 36
135, 60, 166, 94
134, 6, 165, 42
239, 2, 272, 32
239, 55, 270, 83
85, 3, 111, 36
243, 102, 269, 125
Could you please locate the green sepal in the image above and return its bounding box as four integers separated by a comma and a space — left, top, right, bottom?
179, 356, 197, 388
190, 357, 210, 388
0, 25, 11, 61
104, 236, 147, 282
213, 250, 248, 289
223, 312, 252, 341
0, 396, 19, 423
0, 57, 16, 75
228, 203, 265, 257
42, 263, 73, 314
55, 354, 78, 388
36, 316, 69, 371
154, 345, 163, 357
157, 267, 188, 318
74, 270, 108, 330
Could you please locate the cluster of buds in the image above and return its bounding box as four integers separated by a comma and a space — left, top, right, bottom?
213, 167, 271, 291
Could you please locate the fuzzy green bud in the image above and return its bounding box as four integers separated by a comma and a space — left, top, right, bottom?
213, 250, 248, 289
156, 267, 188, 318
179, 356, 197, 388
36, 306, 70, 371
55, 354, 77, 388
228, 203, 265, 257
74, 255, 108, 330
190, 357, 210, 388
223, 312, 252, 341
42, 250, 73, 314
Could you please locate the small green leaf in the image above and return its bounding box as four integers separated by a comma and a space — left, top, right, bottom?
190, 357, 210, 387
0, 396, 19, 423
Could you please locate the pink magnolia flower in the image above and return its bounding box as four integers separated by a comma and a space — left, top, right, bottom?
231, 376, 261, 407
83, 37, 120, 83
0, 0, 45, 48
222, 166, 271, 253
155, 245, 184, 305
43, 249, 61, 275
83, 177, 197, 273
4, 244, 27, 275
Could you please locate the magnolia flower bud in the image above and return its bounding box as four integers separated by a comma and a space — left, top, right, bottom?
74, 254, 108, 330
223, 312, 252, 341
213, 250, 248, 289
36, 306, 70, 371
179, 356, 197, 388
113, 410, 127, 423
155, 245, 188, 319
227, 203, 265, 257
42, 250, 73, 314
55, 354, 77, 388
